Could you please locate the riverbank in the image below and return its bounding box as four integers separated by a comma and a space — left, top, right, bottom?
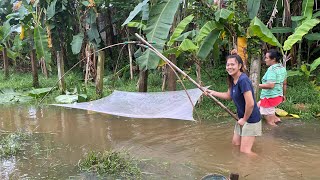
0, 68, 319, 120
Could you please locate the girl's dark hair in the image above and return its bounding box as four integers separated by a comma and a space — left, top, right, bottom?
267, 49, 282, 63
226, 54, 245, 88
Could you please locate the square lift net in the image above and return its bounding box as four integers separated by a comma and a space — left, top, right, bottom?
52, 88, 204, 121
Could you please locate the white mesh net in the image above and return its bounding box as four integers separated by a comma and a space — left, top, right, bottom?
52, 88, 204, 121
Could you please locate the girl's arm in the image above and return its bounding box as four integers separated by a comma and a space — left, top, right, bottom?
238, 90, 254, 125
207, 89, 232, 100
259, 83, 275, 89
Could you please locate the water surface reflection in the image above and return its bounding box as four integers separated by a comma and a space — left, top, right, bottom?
0, 105, 320, 179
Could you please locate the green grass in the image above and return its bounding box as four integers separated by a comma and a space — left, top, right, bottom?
78, 150, 141, 179
277, 75, 320, 119
0, 131, 31, 158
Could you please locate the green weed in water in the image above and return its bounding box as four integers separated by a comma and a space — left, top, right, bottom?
78, 150, 141, 179
0, 131, 30, 158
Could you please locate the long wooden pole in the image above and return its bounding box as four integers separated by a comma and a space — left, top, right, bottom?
135, 33, 238, 121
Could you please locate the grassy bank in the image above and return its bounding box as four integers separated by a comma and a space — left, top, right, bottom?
0, 67, 319, 120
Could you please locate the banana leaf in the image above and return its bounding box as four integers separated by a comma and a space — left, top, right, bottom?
310, 57, 320, 73
313, 11, 320, 18
197, 30, 220, 60
34, 25, 51, 71
55, 95, 78, 104
214, 9, 234, 22
301, 64, 310, 76
6, 49, 18, 60
275, 108, 288, 117
86, 9, 97, 24
87, 25, 101, 45
167, 14, 194, 46
142, 2, 149, 21
302, 0, 314, 19
0, 21, 12, 43
71, 32, 84, 55
127, 21, 146, 30
248, 17, 281, 47
136, 0, 180, 70
283, 18, 320, 51
286, 70, 303, 77
175, 31, 192, 41
291, 16, 305, 22
46, 0, 57, 20
247, 0, 261, 19
195, 21, 221, 43
122, 0, 149, 26
178, 39, 198, 52
163, 47, 181, 57
270, 27, 293, 34
28, 87, 52, 98
304, 33, 320, 41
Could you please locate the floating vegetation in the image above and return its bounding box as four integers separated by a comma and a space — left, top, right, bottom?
0, 88, 33, 104
78, 150, 141, 179
0, 131, 31, 158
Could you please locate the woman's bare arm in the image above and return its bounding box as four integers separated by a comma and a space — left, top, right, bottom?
208, 89, 232, 100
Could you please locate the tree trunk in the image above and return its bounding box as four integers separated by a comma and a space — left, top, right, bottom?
57, 51, 65, 93
138, 70, 148, 92
2, 48, 9, 79
297, 41, 302, 68
30, 49, 39, 88
40, 58, 49, 78
249, 55, 261, 100
166, 54, 177, 91
96, 51, 105, 98
106, 7, 115, 60
195, 59, 202, 86
97, 13, 107, 46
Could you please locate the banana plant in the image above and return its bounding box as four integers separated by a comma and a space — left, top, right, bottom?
248, 16, 320, 56
287, 57, 320, 78
248, 0, 320, 60
165, 8, 230, 60
3, 1, 53, 71
122, 0, 181, 70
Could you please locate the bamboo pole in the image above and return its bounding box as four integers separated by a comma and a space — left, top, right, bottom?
135, 33, 238, 121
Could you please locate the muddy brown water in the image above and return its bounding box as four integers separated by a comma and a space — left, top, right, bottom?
0, 105, 320, 179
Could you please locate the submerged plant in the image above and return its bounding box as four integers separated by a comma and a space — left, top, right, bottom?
78, 150, 141, 179
0, 131, 30, 158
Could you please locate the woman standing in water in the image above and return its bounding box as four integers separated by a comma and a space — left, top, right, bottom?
258, 49, 287, 126
206, 53, 261, 155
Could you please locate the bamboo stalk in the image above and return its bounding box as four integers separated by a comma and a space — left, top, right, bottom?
135, 33, 238, 121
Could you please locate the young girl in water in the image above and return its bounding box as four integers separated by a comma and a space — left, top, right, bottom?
206, 53, 261, 155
